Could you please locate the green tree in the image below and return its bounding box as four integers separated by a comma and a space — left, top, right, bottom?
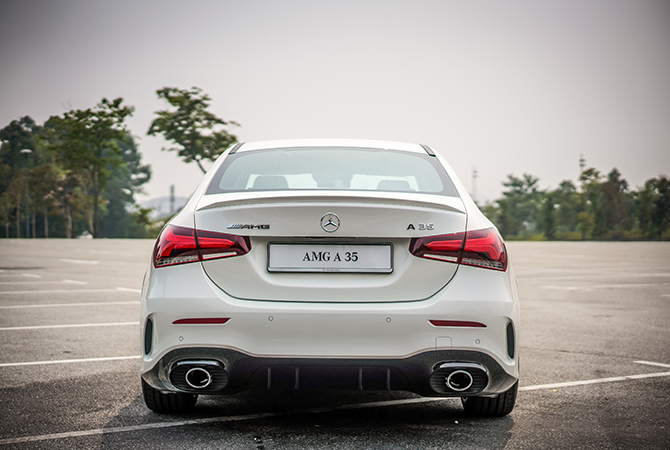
0, 116, 43, 237
46, 98, 134, 238
579, 168, 606, 239
637, 176, 670, 238
28, 164, 60, 238
148, 87, 239, 173
497, 173, 543, 238
540, 192, 556, 240
99, 135, 152, 238
552, 181, 580, 235
601, 168, 634, 237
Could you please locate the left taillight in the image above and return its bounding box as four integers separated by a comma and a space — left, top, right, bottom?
409, 227, 507, 271
153, 225, 251, 268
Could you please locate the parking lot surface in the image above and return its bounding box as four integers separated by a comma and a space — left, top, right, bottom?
0, 239, 669, 449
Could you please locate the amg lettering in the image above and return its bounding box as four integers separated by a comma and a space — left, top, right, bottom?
303, 251, 331, 262
227, 224, 270, 230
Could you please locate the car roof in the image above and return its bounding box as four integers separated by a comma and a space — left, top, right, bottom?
235, 139, 428, 154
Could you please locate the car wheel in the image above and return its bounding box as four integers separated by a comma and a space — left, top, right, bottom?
461, 381, 518, 417
141, 378, 198, 413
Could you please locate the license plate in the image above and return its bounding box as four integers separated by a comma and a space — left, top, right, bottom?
267, 244, 393, 273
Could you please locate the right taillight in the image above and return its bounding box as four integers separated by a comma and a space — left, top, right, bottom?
153, 225, 251, 268
409, 227, 507, 271
461, 228, 507, 271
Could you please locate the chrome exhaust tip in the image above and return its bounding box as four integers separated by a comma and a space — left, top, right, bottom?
170, 360, 227, 392
185, 367, 213, 389
446, 370, 474, 392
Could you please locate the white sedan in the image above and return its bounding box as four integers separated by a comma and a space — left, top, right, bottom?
140, 139, 520, 417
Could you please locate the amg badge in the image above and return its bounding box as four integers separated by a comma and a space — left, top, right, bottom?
227, 224, 270, 230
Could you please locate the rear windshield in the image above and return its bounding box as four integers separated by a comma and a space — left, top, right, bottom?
205, 147, 459, 197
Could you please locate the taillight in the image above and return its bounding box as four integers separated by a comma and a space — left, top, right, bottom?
409, 232, 465, 262
153, 225, 251, 268
197, 229, 251, 261
409, 227, 507, 271
154, 225, 199, 267
461, 228, 507, 271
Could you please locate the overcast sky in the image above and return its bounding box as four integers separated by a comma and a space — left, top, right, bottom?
1, 0, 669, 203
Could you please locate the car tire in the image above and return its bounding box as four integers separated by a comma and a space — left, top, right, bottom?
141, 378, 198, 413
461, 381, 518, 417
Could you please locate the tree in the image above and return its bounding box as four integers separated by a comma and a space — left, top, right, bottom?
637, 176, 670, 238
601, 168, 634, 237
540, 192, 556, 240
99, 134, 152, 238
552, 180, 580, 235
497, 173, 543, 238
46, 98, 134, 238
0, 116, 43, 237
27, 164, 60, 238
148, 87, 239, 173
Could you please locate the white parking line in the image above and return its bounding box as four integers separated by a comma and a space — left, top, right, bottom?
0, 355, 140, 368
0, 301, 139, 309
543, 283, 669, 291
22, 273, 41, 278
517, 371, 670, 391
0, 322, 138, 331
59, 258, 99, 265
0, 280, 86, 285
0, 289, 127, 295
62, 279, 88, 285
116, 287, 141, 293
635, 360, 670, 369
0, 362, 669, 445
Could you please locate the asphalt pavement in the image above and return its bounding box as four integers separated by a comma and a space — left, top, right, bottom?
0, 239, 668, 449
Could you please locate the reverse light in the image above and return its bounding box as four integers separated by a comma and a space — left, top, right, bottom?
409, 227, 507, 271
153, 225, 251, 268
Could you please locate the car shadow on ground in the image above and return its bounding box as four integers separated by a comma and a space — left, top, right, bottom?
100, 390, 514, 449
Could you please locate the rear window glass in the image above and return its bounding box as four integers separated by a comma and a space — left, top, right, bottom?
206, 147, 458, 197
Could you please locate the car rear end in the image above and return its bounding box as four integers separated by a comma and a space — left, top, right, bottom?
140, 139, 519, 414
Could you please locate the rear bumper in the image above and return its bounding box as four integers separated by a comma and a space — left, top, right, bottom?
140, 261, 520, 396
141, 347, 518, 397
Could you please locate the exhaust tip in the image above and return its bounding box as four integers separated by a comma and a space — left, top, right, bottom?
185, 367, 212, 389
446, 370, 473, 392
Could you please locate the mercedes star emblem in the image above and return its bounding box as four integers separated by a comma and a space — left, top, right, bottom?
320, 213, 340, 233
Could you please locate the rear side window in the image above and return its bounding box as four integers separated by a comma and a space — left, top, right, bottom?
206, 147, 459, 197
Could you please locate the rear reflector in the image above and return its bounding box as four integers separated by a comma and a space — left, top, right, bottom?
154, 225, 251, 268
429, 320, 487, 328
409, 227, 507, 271
173, 318, 230, 325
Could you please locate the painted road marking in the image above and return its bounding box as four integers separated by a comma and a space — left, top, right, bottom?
635, 360, 670, 369
542, 283, 669, 291
0, 322, 138, 331
59, 258, 99, 265
0, 361, 669, 445
517, 371, 670, 391
116, 287, 141, 293
0, 289, 128, 295
0, 280, 86, 285
0, 355, 140, 368
0, 301, 139, 309
22, 273, 41, 278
